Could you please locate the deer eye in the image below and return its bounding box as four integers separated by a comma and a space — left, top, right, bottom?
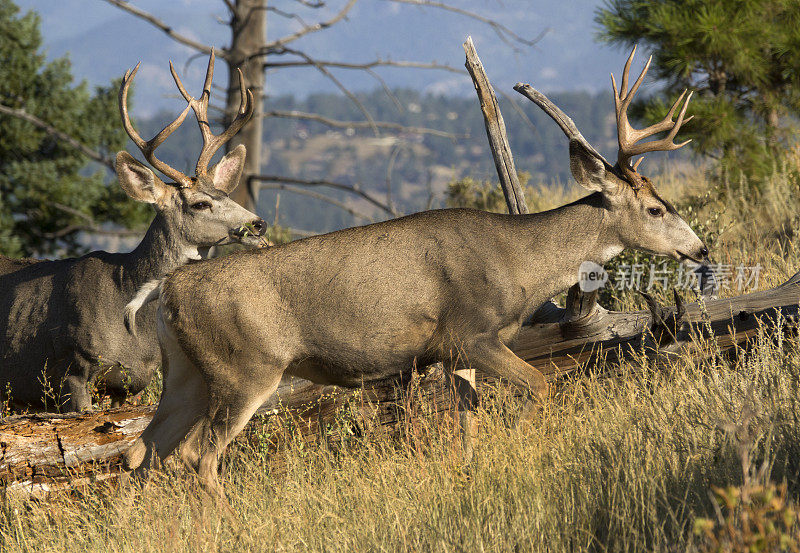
191, 201, 212, 211
647, 207, 663, 217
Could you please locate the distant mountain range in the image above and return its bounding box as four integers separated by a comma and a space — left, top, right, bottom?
17, 0, 625, 117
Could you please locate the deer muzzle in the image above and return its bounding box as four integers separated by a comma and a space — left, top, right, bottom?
231, 218, 267, 244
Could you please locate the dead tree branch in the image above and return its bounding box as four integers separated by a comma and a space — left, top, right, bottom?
249, 175, 400, 216
257, 183, 376, 223
386, 144, 404, 214
263, 56, 460, 74
290, 0, 326, 7
264, 110, 462, 139
463, 37, 527, 215
389, 0, 548, 50
262, 0, 358, 51
498, 89, 539, 138
270, 47, 380, 135
265, 5, 310, 25
99, 0, 216, 56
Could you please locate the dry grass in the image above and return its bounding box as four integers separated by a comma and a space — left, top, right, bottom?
4, 160, 800, 552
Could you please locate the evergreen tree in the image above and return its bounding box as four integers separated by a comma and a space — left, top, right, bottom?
0, 0, 149, 257
595, 0, 800, 182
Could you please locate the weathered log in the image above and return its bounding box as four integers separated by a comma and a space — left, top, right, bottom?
2, 270, 799, 495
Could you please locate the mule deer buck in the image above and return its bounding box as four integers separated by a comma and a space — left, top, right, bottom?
0, 52, 266, 413
124, 47, 707, 497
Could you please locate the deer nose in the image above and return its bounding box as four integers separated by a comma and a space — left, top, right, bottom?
250, 218, 267, 236
699, 245, 709, 259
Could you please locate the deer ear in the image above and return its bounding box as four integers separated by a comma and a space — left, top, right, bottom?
116, 152, 169, 204
209, 144, 246, 194
569, 140, 616, 193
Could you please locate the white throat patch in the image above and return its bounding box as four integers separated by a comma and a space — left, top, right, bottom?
601, 244, 624, 261
181, 246, 203, 263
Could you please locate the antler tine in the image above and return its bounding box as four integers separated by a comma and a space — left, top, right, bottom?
625, 91, 693, 157
237, 67, 247, 111
619, 44, 635, 100
119, 62, 193, 187
201, 49, 215, 103
169, 55, 213, 144
169, 60, 193, 104
613, 46, 693, 175
168, 49, 255, 177
194, 66, 254, 176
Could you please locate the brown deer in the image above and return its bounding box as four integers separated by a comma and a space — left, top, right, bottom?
0, 52, 266, 412
124, 47, 707, 497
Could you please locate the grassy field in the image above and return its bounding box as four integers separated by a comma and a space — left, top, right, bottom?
3, 159, 800, 552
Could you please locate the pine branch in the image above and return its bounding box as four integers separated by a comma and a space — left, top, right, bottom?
0, 103, 116, 171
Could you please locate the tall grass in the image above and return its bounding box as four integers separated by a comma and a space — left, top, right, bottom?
3, 161, 800, 552
3, 331, 800, 552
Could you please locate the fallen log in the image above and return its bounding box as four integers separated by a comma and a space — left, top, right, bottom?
2, 270, 799, 496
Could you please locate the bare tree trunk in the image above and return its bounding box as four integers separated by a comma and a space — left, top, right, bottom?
225, 0, 267, 211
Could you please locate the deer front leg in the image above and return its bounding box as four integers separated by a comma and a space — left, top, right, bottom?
61, 374, 93, 413
461, 335, 549, 418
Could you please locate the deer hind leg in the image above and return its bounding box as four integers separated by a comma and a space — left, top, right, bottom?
62, 373, 93, 413
182, 371, 284, 499
124, 333, 207, 472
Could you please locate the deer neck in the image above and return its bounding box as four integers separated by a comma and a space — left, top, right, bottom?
123, 214, 205, 286
516, 192, 623, 298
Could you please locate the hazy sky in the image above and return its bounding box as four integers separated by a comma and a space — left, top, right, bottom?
14, 0, 624, 116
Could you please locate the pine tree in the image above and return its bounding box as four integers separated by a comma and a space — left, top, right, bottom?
0, 0, 149, 257
596, 0, 800, 182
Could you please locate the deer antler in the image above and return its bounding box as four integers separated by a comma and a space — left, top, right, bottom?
119, 63, 194, 187
613, 45, 693, 179
169, 49, 255, 178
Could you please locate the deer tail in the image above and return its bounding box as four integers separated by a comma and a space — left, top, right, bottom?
125, 279, 165, 336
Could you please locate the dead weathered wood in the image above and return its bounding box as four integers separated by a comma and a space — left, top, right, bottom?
3, 270, 799, 495
463, 36, 528, 215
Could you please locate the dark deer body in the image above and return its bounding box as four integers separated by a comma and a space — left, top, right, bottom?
0, 53, 265, 412
125, 48, 708, 496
